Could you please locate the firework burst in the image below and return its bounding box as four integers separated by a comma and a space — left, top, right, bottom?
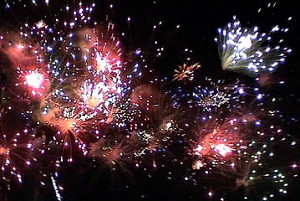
0, 110, 34, 188
215, 16, 292, 77
0, 1, 298, 200
189, 107, 299, 200
173, 62, 200, 82
193, 77, 246, 113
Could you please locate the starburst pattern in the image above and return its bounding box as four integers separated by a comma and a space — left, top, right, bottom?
173, 62, 200, 81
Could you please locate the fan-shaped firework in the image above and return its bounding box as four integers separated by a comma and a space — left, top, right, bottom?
215, 16, 292, 77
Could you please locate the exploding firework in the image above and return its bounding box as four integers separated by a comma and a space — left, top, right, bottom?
173, 62, 200, 82
193, 77, 246, 113
0, 110, 34, 188
189, 106, 299, 200
2, 2, 131, 162
215, 15, 292, 77
0, 1, 298, 201
87, 126, 143, 178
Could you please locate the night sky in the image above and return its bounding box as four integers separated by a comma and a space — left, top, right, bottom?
0, 0, 300, 201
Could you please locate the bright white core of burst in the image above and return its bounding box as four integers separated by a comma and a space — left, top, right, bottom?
25, 72, 44, 88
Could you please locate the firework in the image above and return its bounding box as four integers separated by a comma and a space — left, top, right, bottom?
87, 127, 141, 174
0, 1, 298, 200
0, 110, 33, 187
173, 62, 200, 82
189, 108, 299, 200
0, 1, 128, 164
215, 16, 292, 77
193, 77, 245, 113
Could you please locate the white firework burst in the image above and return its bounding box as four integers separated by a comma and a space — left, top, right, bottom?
215, 16, 291, 77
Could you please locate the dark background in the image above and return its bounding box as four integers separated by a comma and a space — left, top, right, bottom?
0, 0, 299, 200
